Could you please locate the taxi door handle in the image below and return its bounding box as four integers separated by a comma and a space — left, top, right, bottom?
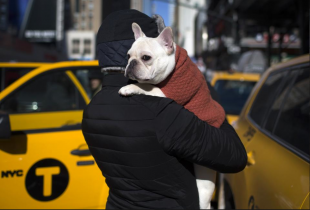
71, 149, 91, 156
77, 160, 94, 166
247, 151, 255, 166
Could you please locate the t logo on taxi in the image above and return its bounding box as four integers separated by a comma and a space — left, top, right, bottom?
35, 166, 60, 197
25, 159, 69, 201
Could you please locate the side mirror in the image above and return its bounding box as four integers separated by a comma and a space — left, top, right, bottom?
0, 111, 11, 139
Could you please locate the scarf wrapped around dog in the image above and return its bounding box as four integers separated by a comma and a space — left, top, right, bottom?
158, 45, 225, 128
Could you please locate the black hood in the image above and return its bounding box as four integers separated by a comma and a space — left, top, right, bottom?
96, 9, 159, 69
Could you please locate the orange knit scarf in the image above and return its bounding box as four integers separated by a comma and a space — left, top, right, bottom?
158, 45, 225, 128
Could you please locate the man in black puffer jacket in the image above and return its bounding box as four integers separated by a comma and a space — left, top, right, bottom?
82, 10, 247, 209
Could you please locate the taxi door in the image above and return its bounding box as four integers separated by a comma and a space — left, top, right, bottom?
235, 65, 309, 209
300, 193, 309, 209
300, 192, 310, 209
0, 66, 108, 208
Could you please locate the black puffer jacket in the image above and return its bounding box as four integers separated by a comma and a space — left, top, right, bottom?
83, 9, 246, 209
82, 73, 247, 209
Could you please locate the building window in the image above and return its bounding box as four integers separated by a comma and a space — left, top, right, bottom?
88, 3, 94, 10
83, 39, 91, 54
73, 16, 79, 29
75, 0, 80, 13
81, 12, 86, 19
1, 5, 7, 12
82, 1, 86, 11
0, 15, 5, 23
89, 21, 92, 30
72, 39, 80, 54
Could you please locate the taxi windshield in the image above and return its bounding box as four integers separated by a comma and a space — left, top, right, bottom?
214, 79, 257, 115
0, 67, 34, 92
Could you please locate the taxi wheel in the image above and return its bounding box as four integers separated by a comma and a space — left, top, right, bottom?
224, 180, 235, 209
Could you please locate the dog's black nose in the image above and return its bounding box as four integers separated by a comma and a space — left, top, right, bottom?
125, 69, 131, 77
125, 60, 137, 77
128, 59, 137, 68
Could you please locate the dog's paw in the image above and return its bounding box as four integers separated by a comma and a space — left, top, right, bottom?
119, 84, 142, 96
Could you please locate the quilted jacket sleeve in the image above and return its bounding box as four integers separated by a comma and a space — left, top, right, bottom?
133, 95, 247, 173
154, 99, 247, 173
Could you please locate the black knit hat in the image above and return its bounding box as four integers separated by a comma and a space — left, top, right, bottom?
97, 10, 160, 70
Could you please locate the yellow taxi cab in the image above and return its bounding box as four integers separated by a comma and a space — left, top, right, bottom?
0, 62, 48, 90
210, 72, 260, 124
222, 55, 309, 209
0, 61, 109, 208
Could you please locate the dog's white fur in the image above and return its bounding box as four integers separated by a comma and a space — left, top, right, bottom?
119, 22, 216, 209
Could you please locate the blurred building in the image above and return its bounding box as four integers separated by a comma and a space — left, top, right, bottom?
66, 0, 102, 60
131, 0, 143, 12
66, 30, 95, 60
205, 0, 309, 72
21, 0, 62, 43
70, 0, 102, 31
0, 0, 8, 31
177, 0, 206, 57
0, 0, 69, 62
67, 0, 149, 60
0, 0, 164, 62
150, 0, 206, 58
152, 0, 175, 31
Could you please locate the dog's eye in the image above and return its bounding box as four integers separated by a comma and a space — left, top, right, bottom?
142, 55, 151, 61
127, 54, 130, 59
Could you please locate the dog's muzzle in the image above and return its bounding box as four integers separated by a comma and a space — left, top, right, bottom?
125, 59, 138, 77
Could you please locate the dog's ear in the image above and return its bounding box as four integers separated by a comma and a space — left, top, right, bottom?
152, 14, 166, 34
157, 27, 174, 55
132, 23, 146, 40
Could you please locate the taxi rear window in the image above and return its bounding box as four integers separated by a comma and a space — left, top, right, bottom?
0, 68, 34, 92
214, 79, 257, 115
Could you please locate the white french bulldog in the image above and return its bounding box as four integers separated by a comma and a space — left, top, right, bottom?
118, 22, 174, 97
119, 22, 216, 209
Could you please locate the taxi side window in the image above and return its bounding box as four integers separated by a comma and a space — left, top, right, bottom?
0, 68, 33, 91
1, 71, 81, 113
263, 70, 298, 132
249, 71, 288, 127
73, 68, 103, 99
273, 68, 310, 156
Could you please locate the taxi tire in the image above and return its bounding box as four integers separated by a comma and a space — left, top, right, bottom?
224, 180, 235, 209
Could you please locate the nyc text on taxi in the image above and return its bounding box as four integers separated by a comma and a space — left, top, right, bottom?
223, 55, 309, 209
0, 62, 109, 208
